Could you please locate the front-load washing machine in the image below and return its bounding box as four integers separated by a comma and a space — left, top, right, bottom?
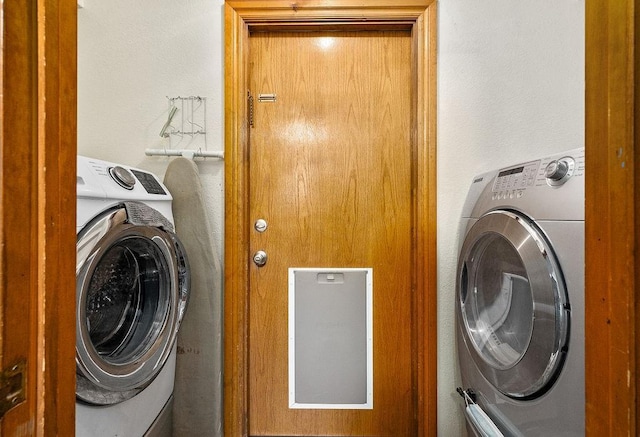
456, 148, 584, 436
76, 156, 190, 437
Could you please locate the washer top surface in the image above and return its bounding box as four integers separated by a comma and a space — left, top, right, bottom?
461, 147, 584, 221
77, 155, 172, 202
77, 156, 174, 230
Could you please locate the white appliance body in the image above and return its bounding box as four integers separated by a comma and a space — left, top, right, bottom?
76, 156, 189, 437
456, 148, 585, 436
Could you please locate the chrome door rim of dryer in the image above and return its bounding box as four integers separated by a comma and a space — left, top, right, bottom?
457, 209, 569, 399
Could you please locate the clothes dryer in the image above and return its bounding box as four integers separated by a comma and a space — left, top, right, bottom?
456, 148, 584, 436
76, 156, 190, 437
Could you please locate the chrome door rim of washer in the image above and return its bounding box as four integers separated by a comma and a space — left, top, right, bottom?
76, 203, 189, 405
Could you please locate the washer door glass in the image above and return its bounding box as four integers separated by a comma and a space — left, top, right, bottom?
457, 210, 569, 399
86, 237, 167, 363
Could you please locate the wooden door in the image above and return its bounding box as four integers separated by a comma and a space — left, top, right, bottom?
248, 30, 414, 436
225, 3, 437, 436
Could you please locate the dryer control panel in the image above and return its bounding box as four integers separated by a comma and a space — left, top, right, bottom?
463, 147, 585, 222
537, 153, 584, 187
543, 157, 575, 186
491, 148, 585, 202
492, 161, 539, 200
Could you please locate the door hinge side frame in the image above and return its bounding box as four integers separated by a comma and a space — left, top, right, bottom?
0, 358, 27, 420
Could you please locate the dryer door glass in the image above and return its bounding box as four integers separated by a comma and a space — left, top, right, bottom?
457, 210, 569, 399
460, 233, 533, 370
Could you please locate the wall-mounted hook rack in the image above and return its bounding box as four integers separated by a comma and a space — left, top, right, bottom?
153, 95, 221, 159
161, 96, 207, 139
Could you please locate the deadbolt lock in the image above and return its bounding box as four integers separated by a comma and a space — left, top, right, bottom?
254, 219, 268, 233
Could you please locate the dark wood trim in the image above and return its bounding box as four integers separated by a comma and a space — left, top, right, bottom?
224, 3, 251, 434
1, 1, 76, 435
585, 0, 637, 434
1, 1, 40, 432
636, 0, 640, 431
37, 0, 77, 434
224, 1, 437, 435
425, 5, 438, 434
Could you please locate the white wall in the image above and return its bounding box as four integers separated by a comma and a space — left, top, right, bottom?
78, 0, 584, 434
77, 2, 226, 434
438, 0, 584, 434
77, 0, 225, 251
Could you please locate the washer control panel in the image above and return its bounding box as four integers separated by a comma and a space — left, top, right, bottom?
109, 166, 137, 190
106, 166, 167, 195
130, 169, 167, 195
82, 158, 168, 196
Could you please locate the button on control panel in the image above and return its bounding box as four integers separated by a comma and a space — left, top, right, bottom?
131, 169, 167, 195
492, 161, 539, 200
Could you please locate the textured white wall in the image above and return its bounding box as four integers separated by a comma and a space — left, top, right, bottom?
77, 2, 226, 435
437, 0, 584, 434
77, 0, 225, 252
78, 0, 584, 434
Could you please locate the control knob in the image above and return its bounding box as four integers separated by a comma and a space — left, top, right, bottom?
109, 166, 136, 190
544, 158, 574, 186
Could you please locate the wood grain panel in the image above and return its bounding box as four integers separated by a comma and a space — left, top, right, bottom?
248, 30, 413, 435
224, 4, 252, 434
636, 2, 640, 432
226, 0, 435, 22
1, 2, 40, 433
416, 5, 438, 436
37, 0, 77, 434
585, 0, 637, 435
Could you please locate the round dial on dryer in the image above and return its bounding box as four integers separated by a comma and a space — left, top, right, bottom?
109, 166, 136, 190
544, 157, 575, 186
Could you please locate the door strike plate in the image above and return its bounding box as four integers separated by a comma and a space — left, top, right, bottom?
258, 93, 277, 103
0, 359, 26, 419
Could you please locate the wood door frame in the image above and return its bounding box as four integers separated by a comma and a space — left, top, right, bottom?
1, 0, 76, 435
224, 1, 437, 435
584, 0, 639, 435
2, 1, 637, 436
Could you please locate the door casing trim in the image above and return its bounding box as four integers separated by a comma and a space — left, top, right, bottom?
224, 1, 437, 435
